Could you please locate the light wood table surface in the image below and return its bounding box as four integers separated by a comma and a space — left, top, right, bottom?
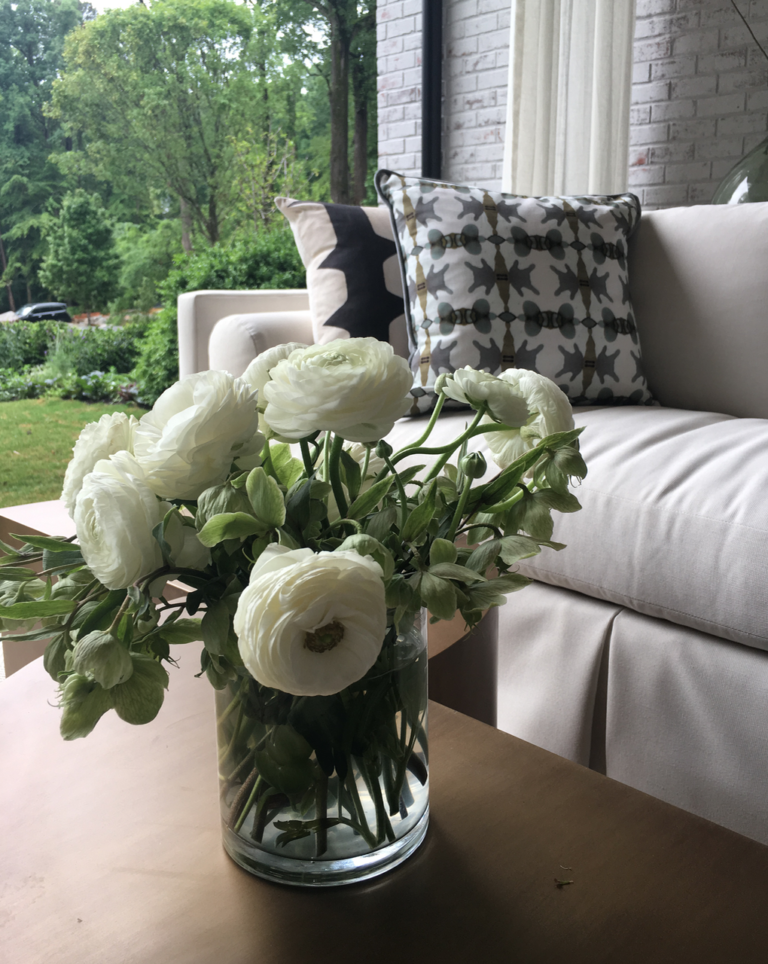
2, 648, 767, 964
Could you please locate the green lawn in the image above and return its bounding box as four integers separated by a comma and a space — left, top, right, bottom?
0, 398, 144, 509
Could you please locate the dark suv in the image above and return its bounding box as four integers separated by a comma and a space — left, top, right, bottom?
15, 302, 72, 322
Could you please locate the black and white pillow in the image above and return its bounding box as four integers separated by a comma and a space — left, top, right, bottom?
275, 197, 406, 353
375, 170, 653, 414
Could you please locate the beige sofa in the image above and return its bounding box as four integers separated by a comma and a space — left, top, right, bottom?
178, 202, 768, 845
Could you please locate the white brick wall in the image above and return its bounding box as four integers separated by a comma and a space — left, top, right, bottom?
630, 0, 768, 207
377, 0, 768, 207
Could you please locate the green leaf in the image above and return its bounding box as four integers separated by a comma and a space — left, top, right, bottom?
197, 512, 264, 548
401, 480, 437, 544
0, 599, 75, 620
43, 634, 70, 681
0, 566, 40, 582
340, 449, 362, 502
154, 618, 203, 645
428, 563, 485, 584
78, 589, 127, 637
337, 534, 394, 581
503, 492, 554, 541
42, 549, 83, 571
420, 572, 457, 621
347, 475, 395, 520
270, 442, 304, 489
430, 538, 457, 566
535, 489, 582, 513
202, 600, 230, 656
10, 534, 76, 552
498, 534, 542, 566
246, 467, 286, 529
365, 505, 398, 541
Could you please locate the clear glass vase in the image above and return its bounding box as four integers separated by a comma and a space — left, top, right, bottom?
215, 613, 429, 887
712, 134, 768, 204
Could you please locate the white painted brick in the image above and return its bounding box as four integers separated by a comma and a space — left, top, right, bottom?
717, 111, 768, 133
665, 161, 712, 182
695, 136, 745, 159
700, 6, 746, 27
696, 92, 746, 116
650, 56, 696, 80
651, 99, 695, 121
447, 36, 479, 58
688, 182, 716, 203
386, 87, 420, 106
669, 118, 717, 139
634, 61, 653, 84
631, 106, 652, 125
717, 67, 768, 92
671, 75, 717, 98
402, 67, 421, 87
721, 21, 768, 48
379, 37, 404, 57
452, 0, 479, 21
475, 68, 508, 90
711, 157, 741, 179
696, 50, 747, 73
634, 38, 674, 62
379, 105, 405, 125
635, 13, 700, 41
465, 14, 498, 37
627, 165, 666, 186
650, 143, 696, 163
743, 129, 768, 151
632, 81, 672, 104
377, 1, 403, 22
629, 122, 670, 146
387, 120, 417, 139
629, 148, 651, 167
747, 89, 768, 110
635, 0, 676, 15
384, 51, 417, 73
643, 184, 690, 206
673, 29, 720, 54
386, 16, 417, 39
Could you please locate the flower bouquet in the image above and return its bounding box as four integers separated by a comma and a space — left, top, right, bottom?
0, 338, 586, 886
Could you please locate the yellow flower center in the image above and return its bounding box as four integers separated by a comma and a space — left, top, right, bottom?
304, 620, 345, 653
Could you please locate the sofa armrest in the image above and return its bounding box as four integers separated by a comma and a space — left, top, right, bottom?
177, 289, 310, 377
207, 310, 314, 377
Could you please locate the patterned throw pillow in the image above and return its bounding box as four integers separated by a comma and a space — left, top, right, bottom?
375, 170, 653, 415
275, 197, 407, 353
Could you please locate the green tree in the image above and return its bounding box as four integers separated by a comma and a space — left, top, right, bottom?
0, 0, 94, 312
39, 189, 120, 317
47, 0, 262, 248
274, 0, 377, 205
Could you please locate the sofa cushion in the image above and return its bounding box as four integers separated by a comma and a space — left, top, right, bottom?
275, 197, 408, 357
376, 170, 653, 415
513, 406, 768, 653
628, 202, 768, 420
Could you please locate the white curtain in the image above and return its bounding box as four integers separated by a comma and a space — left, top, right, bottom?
502, 0, 635, 196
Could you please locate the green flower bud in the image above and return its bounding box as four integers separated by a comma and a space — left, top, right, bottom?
196, 483, 254, 530
59, 674, 113, 740
72, 630, 134, 689
375, 439, 393, 460
460, 451, 487, 479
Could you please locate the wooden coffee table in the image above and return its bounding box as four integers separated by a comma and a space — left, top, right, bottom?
2, 646, 767, 964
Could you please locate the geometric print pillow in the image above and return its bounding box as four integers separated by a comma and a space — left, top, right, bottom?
375, 170, 654, 415
275, 196, 407, 354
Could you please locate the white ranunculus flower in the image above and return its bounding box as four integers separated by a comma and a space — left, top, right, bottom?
241, 342, 309, 438
483, 370, 575, 469
234, 546, 387, 696
435, 367, 530, 426
133, 370, 263, 501
74, 452, 165, 590
61, 412, 138, 518
262, 337, 412, 443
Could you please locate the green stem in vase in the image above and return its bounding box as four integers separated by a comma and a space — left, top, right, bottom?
299, 438, 315, 477
220, 748, 255, 796
218, 696, 245, 767
328, 434, 348, 519
252, 789, 288, 843
358, 756, 395, 844
233, 775, 263, 835
345, 764, 375, 846
227, 766, 259, 831
315, 771, 329, 857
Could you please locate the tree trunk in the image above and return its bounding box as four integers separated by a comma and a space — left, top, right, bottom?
0, 227, 15, 312
352, 62, 368, 205
179, 196, 194, 253
328, 13, 351, 205
206, 196, 219, 245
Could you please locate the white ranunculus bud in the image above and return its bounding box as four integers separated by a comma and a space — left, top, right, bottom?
483, 370, 575, 469
262, 337, 412, 443
61, 412, 138, 518
234, 546, 387, 696
437, 367, 530, 426
74, 452, 165, 590
241, 342, 309, 406
133, 370, 263, 501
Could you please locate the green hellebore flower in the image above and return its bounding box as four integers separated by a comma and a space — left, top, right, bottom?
59, 673, 114, 740
72, 630, 134, 690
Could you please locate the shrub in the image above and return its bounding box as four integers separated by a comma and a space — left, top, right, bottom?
0, 365, 133, 404
132, 229, 305, 405
45, 316, 152, 377
0, 320, 66, 369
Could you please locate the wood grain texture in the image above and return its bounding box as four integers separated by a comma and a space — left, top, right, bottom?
2, 649, 767, 964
